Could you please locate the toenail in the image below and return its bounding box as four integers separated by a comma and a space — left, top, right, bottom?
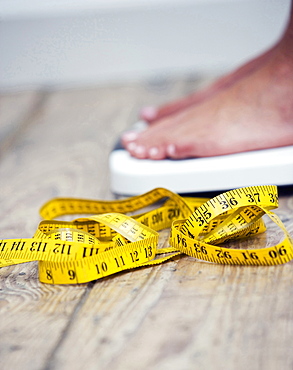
135, 145, 146, 155
122, 131, 138, 142
127, 142, 137, 151
149, 147, 159, 158
167, 144, 176, 157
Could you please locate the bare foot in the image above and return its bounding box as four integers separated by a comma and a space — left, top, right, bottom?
123, 44, 293, 160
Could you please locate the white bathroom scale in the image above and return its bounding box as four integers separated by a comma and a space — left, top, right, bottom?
109, 123, 293, 196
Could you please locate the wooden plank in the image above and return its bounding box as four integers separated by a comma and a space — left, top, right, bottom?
0, 78, 292, 370
36, 199, 293, 370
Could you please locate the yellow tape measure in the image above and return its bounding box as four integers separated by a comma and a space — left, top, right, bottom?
0, 185, 292, 284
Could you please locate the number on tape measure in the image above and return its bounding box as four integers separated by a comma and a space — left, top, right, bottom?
0, 185, 292, 284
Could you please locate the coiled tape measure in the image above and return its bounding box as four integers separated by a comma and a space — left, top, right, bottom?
0, 185, 292, 285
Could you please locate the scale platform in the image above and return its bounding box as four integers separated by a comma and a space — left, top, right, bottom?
109, 123, 293, 196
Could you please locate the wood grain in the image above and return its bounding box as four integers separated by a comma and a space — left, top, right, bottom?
0, 78, 292, 370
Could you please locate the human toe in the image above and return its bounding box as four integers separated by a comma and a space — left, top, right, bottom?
127, 143, 148, 159
148, 146, 167, 160
140, 106, 158, 123
121, 130, 139, 147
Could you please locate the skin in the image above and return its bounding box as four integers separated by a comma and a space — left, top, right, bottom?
122, 3, 293, 160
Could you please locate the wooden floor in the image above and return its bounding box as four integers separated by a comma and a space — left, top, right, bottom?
1, 76, 293, 370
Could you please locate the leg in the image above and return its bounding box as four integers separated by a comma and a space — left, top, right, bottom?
123, 3, 293, 160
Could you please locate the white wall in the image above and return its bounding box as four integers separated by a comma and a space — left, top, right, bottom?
0, 0, 291, 91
